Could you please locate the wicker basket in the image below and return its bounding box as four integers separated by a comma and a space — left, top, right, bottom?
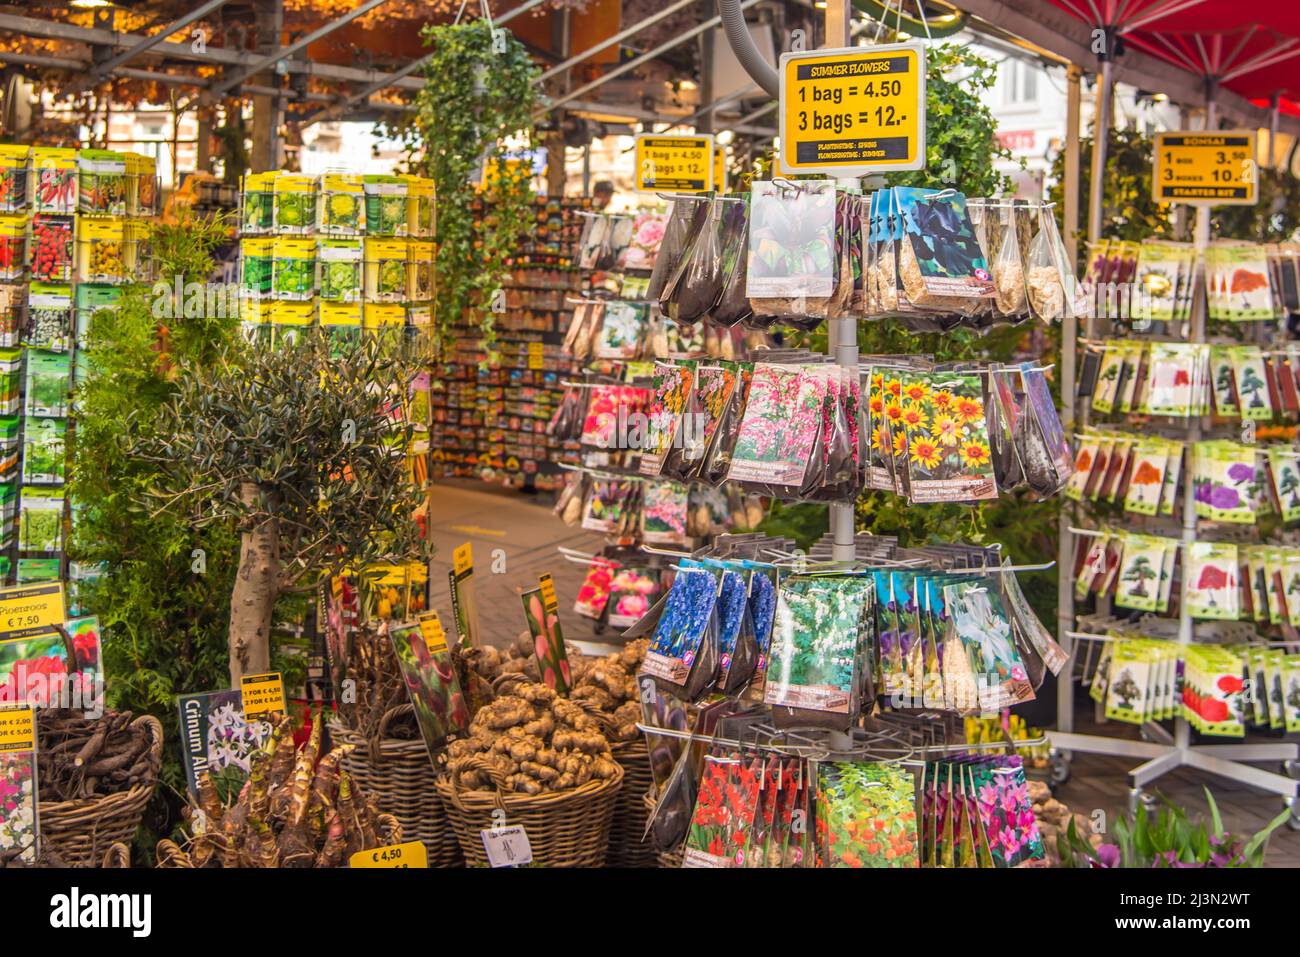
606, 740, 659, 867
641, 790, 683, 868
329, 712, 462, 867
38, 715, 162, 868
435, 754, 623, 867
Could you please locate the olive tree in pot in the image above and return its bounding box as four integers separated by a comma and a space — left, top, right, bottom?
141, 329, 430, 682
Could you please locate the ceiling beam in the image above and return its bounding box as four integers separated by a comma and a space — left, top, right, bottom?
0, 12, 426, 92
301, 0, 551, 128
89, 0, 232, 81
201, 0, 395, 105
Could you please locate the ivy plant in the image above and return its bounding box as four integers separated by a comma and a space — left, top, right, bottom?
1212, 166, 1300, 242
408, 20, 540, 362
1048, 126, 1174, 263
885, 44, 1018, 197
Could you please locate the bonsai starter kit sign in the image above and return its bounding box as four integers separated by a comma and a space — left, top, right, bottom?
778, 42, 926, 176
1153, 130, 1258, 205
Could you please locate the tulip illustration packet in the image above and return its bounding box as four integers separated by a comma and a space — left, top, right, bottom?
521, 582, 573, 694
682, 753, 761, 868
390, 615, 469, 758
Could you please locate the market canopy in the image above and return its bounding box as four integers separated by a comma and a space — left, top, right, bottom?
955, 0, 1300, 137
1048, 0, 1300, 118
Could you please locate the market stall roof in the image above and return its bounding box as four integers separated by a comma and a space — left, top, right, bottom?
1048, 0, 1300, 117
954, 0, 1300, 137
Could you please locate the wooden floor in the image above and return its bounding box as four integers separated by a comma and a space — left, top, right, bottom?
425, 479, 1300, 867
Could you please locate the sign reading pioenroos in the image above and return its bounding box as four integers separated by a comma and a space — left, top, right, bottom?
1153, 130, 1258, 205
634, 134, 714, 193
239, 671, 286, 717
0, 582, 65, 640
779, 42, 926, 176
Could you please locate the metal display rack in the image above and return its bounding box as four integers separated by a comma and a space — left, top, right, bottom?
1052, 90, 1300, 817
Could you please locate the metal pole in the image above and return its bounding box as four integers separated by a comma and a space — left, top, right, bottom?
1086, 59, 1113, 245
1056, 63, 1082, 736
825, 0, 855, 565
538, 0, 764, 117
1271, 93, 1281, 169
203, 0, 395, 104
91, 0, 231, 80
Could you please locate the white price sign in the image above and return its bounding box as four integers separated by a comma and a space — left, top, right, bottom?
480, 825, 533, 868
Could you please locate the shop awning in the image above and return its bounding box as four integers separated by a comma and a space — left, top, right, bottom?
955, 0, 1300, 136
1050, 1, 1300, 117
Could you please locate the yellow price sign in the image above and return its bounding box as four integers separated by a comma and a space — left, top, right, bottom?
239, 672, 286, 718
634, 134, 714, 193
0, 706, 35, 752
714, 147, 727, 193
0, 583, 65, 640
416, 610, 449, 654
349, 840, 428, 868
453, 542, 473, 577
538, 573, 558, 613
779, 42, 926, 176
1153, 131, 1257, 205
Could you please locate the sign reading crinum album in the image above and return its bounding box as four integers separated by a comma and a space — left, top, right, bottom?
634, 134, 715, 193
779, 42, 926, 177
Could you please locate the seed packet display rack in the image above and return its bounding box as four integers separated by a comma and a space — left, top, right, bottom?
429, 196, 588, 489
1054, 180, 1300, 820
0, 144, 159, 596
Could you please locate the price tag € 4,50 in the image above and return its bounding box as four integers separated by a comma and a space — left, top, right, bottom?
349, 841, 428, 869
778, 42, 926, 177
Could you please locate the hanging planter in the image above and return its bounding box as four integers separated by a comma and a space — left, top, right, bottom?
410, 20, 540, 362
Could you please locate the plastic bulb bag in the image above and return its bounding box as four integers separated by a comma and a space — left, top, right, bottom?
663, 196, 728, 325
991, 206, 1029, 321
781, 189, 854, 329
746, 180, 837, 323
650, 198, 710, 304
1015, 363, 1074, 497
707, 197, 753, 327
985, 370, 1024, 491
647, 746, 697, 852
